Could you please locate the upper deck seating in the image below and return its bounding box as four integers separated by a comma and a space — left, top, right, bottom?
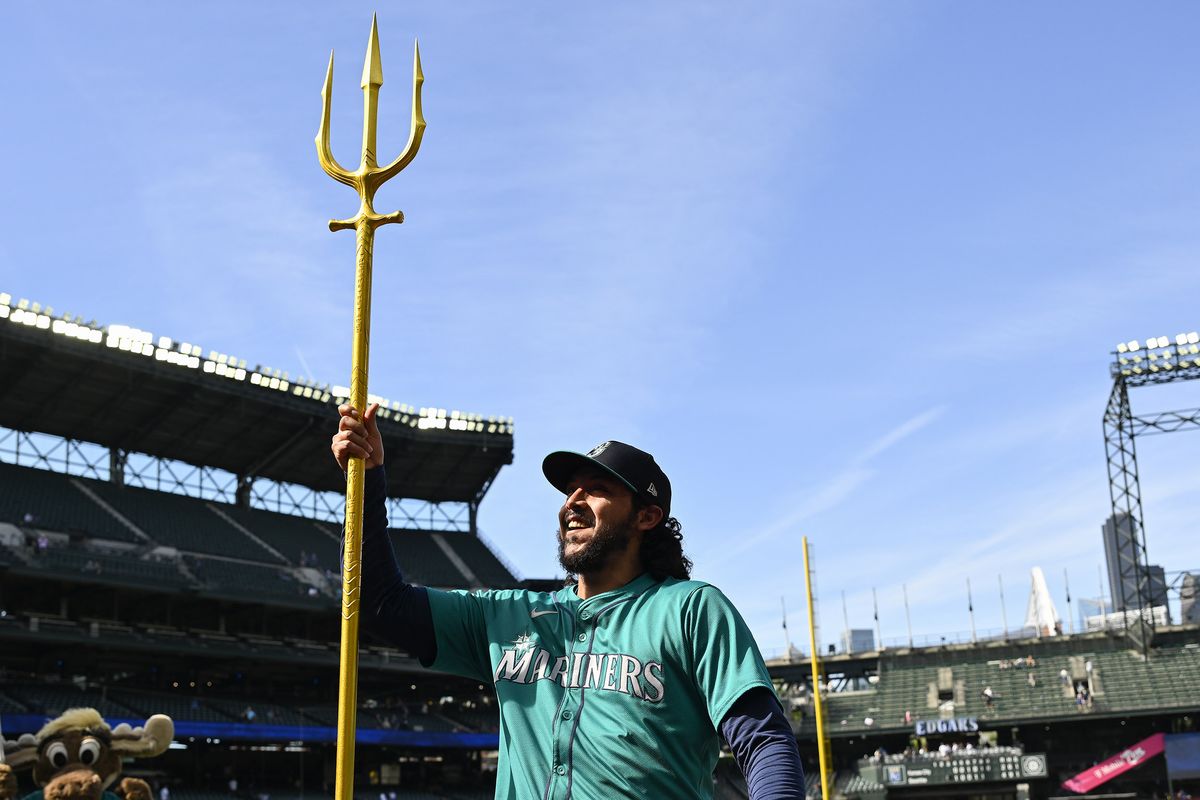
443, 534, 518, 587
390, 530, 468, 588
0, 462, 137, 542
221, 504, 338, 570
88, 482, 277, 561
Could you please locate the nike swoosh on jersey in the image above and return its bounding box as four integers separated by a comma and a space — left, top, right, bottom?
530, 609, 559, 618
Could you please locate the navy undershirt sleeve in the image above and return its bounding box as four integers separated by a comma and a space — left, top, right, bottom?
720, 687, 806, 800
341, 465, 437, 664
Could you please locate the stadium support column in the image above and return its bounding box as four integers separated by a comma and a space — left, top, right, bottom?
236, 475, 251, 508
108, 448, 125, 487
1103, 376, 1153, 654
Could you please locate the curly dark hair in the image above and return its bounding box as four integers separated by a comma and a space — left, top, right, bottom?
635, 499, 692, 581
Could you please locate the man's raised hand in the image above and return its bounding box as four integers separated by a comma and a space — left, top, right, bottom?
331, 403, 385, 471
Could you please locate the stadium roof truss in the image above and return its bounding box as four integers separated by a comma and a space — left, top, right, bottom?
0, 294, 514, 532
1104, 331, 1200, 652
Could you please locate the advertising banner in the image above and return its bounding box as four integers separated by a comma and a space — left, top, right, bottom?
1062, 733, 1164, 794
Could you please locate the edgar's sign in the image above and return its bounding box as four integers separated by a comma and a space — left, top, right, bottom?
914, 717, 980, 736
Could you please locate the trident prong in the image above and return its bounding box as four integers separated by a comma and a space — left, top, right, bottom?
316, 51, 356, 189
315, 13, 425, 231
370, 40, 426, 189
316, 16, 425, 800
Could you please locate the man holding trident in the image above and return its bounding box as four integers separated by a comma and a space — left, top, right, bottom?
314, 15, 424, 800
323, 18, 804, 800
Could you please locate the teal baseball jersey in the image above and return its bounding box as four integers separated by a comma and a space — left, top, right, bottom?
426, 572, 774, 799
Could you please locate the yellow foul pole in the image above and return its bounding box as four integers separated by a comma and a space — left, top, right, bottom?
802, 536, 832, 800
315, 16, 426, 800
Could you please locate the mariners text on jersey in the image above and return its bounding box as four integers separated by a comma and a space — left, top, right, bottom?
493, 640, 667, 702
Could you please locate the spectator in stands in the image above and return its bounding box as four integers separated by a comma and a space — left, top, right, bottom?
242, 705, 256, 722
23, 511, 36, 525
982, 685, 995, 709
35, 533, 49, 555
1059, 668, 1070, 686
159, 785, 170, 800
1027, 672, 1036, 688
332, 404, 806, 799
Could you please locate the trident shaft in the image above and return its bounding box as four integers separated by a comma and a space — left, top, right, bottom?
316, 15, 425, 800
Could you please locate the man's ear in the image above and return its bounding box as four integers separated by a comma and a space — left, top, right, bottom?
637, 505, 664, 531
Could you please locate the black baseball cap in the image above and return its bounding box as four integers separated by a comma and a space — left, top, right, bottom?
542, 440, 671, 517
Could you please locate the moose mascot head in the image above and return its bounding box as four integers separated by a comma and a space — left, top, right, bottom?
1, 708, 173, 800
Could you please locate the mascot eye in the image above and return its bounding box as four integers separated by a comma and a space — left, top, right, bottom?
46, 741, 69, 768
79, 737, 102, 765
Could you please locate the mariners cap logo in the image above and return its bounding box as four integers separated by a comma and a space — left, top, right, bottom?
587, 442, 612, 458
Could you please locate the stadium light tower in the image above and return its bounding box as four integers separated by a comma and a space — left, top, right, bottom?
1104, 330, 1200, 654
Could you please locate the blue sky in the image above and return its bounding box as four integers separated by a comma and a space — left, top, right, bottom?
3, 2, 1199, 656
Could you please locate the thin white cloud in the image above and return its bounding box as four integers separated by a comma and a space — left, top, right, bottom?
714, 406, 946, 562
855, 405, 947, 464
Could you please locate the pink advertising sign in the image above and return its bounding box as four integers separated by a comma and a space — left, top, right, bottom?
1062, 733, 1164, 793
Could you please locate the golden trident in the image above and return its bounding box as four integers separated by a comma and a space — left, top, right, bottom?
316, 15, 425, 800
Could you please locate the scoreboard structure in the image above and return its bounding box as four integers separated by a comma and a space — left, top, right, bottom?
861, 752, 1048, 789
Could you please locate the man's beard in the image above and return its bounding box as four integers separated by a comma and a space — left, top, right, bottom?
558, 508, 638, 576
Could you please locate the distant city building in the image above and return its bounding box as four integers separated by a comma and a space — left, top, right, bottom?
1103, 513, 1138, 611
1078, 597, 1109, 629
1102, 513, 1168, 617
1146, 565, 1168, 613
842, 628, 875, 654
1182, 573, 1200, 625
